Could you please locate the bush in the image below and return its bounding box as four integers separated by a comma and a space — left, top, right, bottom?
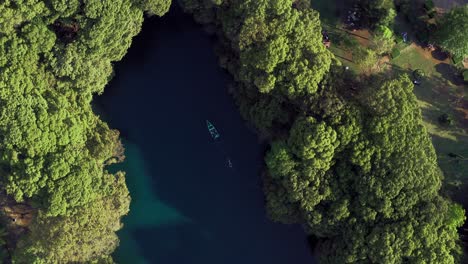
357, 0, 396, 29
378, 8, 397, 28
373, 28, 396, 55
395, 35, 403, 44
413, 69, 425, 80
427, 10, 436, 18
463, 70, 468, 82
353, 46, 378, 72
424, 0, 435, 11
438, 113, 454, 126
376, 25, 393, 39
452, 55, 463, 65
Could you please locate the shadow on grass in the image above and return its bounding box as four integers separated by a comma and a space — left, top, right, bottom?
433, 133, 468, 253
435, 63, 465, 86
389, 62, 463, 110
429, 133, 468, 258
433, 133, 468, 191
387, 55, 468, 257
334, 54, 353, 63
431, 49, 449, 61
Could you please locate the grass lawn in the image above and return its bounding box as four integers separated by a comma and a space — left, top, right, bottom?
391, 44, 468, 199
312, 0, 375, 74
312, 0, 468, 202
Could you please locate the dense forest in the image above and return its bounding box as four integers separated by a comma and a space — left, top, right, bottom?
0, 0, 170, 262
180, 0, 465, 263
0, 0, 465, 263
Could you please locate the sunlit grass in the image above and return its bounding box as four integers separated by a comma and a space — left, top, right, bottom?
312, 0, 468, 194
391, 44, 468, 193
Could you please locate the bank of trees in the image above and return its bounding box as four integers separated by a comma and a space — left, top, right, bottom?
355, 0, 396, 30
180, 0, 464, 262
433, 4, 468, 59
0, 0, 170, 262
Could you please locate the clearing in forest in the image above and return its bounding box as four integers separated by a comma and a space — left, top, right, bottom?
313, 0, 468, 203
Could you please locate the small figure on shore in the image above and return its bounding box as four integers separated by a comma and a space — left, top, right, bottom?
427, 43, 435, 51
322, 30, 331, 48
402, 32, 408, 43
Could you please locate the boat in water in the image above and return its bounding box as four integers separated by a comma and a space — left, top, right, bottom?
207, 120, 232, 168
206, 120, 220, 140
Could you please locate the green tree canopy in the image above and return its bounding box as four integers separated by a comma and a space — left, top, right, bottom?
181, 1, 464, 262
0, 0, 171, 262
264, 75, 463, 262
433, 4, 468, 58
356, 0, 396, 29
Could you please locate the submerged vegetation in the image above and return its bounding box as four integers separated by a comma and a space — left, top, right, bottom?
0, 0, 170, 262
180, 0, 466, 262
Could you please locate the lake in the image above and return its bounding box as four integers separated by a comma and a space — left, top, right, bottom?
96, 4, 316, 264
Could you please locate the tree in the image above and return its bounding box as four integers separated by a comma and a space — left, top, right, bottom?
265, 74, 463, 262
13, 173, 130, 263
353, 46, 378, 73
0, 0, 171, 261
318, 196, 462, 264
356, 0, 396, 29
288, 117, 338, 169
433, 4, 468, 58
134, 0, 172, 16
180, 1, 463, 262
372, 25, 395, 55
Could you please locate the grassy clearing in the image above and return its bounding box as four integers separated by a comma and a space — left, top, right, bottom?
312, 0, 468, 199
323, 26, 360, 72
392, 45, 434, 72
312, 0, 376, 74
391, 44, 468, 198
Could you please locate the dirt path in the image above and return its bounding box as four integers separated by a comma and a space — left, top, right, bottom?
351, 29, 372, 47
412, 43, 452, 64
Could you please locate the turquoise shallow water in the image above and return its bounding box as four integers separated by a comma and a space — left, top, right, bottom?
96, 5, 316, 264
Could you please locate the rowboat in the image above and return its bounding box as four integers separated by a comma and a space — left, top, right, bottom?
206, 120, 220, 140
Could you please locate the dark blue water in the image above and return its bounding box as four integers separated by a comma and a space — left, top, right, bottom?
96, 5, 315, 264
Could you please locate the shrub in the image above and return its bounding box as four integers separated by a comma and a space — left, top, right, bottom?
413, 69, 425, 80
373, 34, 395, 55
452, 55, 463, 65
353, 46, 378, 72
438, 113, 454, 126
376, 25, 393, 39
424, 0, 435, 11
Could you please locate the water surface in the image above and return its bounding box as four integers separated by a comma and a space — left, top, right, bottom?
97, 6, 315, 264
